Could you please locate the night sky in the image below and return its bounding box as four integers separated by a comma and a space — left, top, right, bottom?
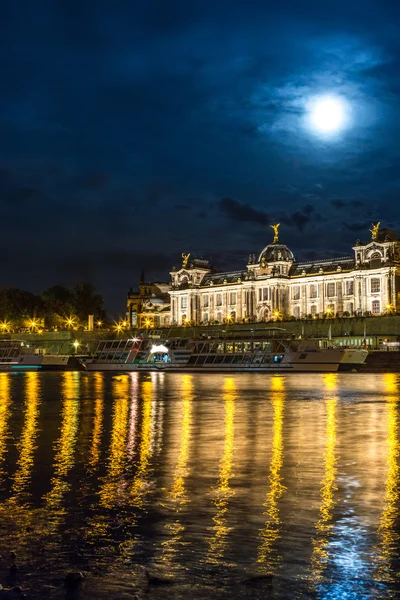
1, 1, 400, 314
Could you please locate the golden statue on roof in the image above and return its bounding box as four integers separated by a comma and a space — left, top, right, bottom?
270, 223, 280, 244
181, 252, 190, 268
370, 222, 380, 240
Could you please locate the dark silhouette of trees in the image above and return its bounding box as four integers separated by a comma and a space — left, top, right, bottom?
0, 283, 107, 331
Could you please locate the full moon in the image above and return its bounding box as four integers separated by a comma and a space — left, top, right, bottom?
307, 95, 348, 135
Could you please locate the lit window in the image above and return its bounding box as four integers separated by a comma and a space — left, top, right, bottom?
203, 295, 209, 308
310, 285, 317, 299
216, 294, 222, 306
230, 292, 237, 305
371, 278, 380, 293
293, 286, 300, 300
345, 280, 354, 295
263, 288, 268, 301
327, 283, 335, 297
372, 300, 380, 314
181, 296, 188, 309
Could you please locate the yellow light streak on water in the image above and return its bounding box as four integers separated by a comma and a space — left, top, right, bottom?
0, 373, 11, 484
206, 377, 236, 565
10, 372, 41, 502
100, 375, 130, 507
130, 380, 154, 508
310, 374, 338, 582
45, 372, 80, 509
160, 375, 193, 567
88, 373, 104, 470
374, 373, 400, 582
257, 375, 286, 572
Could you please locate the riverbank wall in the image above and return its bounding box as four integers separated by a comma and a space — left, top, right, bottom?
0, 314, 398, 355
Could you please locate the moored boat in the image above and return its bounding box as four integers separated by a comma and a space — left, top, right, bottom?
0, 341, 83, 371
82, 329, 368, 373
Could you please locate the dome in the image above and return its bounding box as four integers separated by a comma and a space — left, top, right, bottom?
258, 243, 295, 263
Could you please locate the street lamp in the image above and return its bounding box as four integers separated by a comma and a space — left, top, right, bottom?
65, 316, 77, 329
73, 340, 80, 353
97, 320, 103, 328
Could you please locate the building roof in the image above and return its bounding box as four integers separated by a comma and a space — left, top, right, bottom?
290, 256, 355, 276
257, 243, 295, 263
201, 270, 247, 286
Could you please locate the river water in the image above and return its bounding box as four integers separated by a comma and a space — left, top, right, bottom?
0, 371, 399, 599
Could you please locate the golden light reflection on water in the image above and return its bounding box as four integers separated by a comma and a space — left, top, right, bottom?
10, 372, 41, 502
130, 379, 154, 507
160, 375, 193, 567
374, 373, 400, 582
99, 375, 130, 507
126, 374, 139, 460
45, 372, 80, 509
0, 373, 11, 485
310, 373, 338, 582
88, 373, 104, 470
206, 378, 236, 565
257, 375, 286, 572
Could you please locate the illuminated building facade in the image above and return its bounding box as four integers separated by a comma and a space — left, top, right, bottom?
169, 224, 400, 325
127, 277, 170, 328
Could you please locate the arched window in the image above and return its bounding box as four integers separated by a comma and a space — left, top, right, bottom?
370, 252, 382, 269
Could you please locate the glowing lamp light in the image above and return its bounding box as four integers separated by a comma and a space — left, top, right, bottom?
307, 95, 348, 136
151, 344, 169, 354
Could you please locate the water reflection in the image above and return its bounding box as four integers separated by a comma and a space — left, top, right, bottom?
88, 372, 105, 470
206, 377, 236, 565
257, 376, 286, 573
130, 379, 154, 507
10, 372, 41, 503
311, 373, 338, 582
0, 373, 11, 487
99, 375, 130, 507
0, 373, 399, 599
160, 375, 193, 568
375, 373, 400, 582
126, 373, 139, 460
45, 372, 80, 509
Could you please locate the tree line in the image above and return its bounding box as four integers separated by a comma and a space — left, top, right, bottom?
0, 283, 107, 331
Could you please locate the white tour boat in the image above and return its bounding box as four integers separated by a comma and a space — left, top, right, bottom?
83, 329, 368, 373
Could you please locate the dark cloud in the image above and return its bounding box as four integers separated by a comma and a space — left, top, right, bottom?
331, 199, 367, 209
76, 171, 108, 190
218, 197, 269, 225
343, 220, 372, 232
1, 1, 400, 312
279, 204, 323, 232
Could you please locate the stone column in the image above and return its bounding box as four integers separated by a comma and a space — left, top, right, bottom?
337, 280, 343, 314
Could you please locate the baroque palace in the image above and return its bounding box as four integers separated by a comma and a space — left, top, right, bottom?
169, 223, 400, 325
127, 223, 400, 327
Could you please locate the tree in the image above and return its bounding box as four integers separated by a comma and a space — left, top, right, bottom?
41, 285, 76, 328
73, 283, 106, 322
